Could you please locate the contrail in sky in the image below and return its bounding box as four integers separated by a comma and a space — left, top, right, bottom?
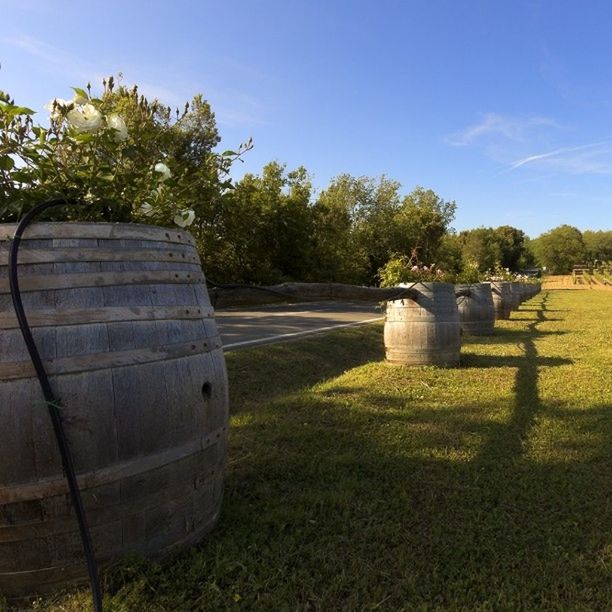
506, 139, 612, 171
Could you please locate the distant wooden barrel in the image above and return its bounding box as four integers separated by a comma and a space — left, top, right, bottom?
455, 283, 495, 336
0, 222, 228, 598
384, 282, 460, 366
490, 281, 512, 320
510, 282, 522, 310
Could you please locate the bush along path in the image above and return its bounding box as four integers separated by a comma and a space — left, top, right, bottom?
30, 289, 612, 611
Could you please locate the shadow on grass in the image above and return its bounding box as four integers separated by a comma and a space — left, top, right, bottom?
209, 412, 610, 609
226, 323, 384, 414
460, 353, 572, 368
85, 291, 611, 611
504, 316, 565, 322
475, 292, 549, 465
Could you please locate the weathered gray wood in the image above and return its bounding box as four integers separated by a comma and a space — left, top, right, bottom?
0, 424, 226, 506
384, 282, 461, 366
0, 269, 204, 294
0, 246, 199, 265
455, 283, 495, 336
0, 305, 214, 329
0, 222, 195, 245
0, 336, 221, 380
490, 281, 513, 320
0, 222, 228, 599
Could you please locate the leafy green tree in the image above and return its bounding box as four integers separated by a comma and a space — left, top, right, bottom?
435, 233, 481, 281
532, 225, 587, 274
458, 227, 501, 272
311, 174, 401, 284
582, 230, 612, 263
203, 162, 314, 284
311, 178, 457, 285
393, 187, 457, 265
456, 225, 531, 273
518, 235, 537, 269
348, 175, 403, 282
492, 225, 528, 270
310, 176, 369, 283
267, 164, 315, 281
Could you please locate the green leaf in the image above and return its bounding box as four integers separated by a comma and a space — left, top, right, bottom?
1, 105, 27, 119
10, 169, 32, 183
70, 132, 95, 143
71, 87, 89, 101
0, 155, 15, 170
11, 106, 35, 116
221, 150, 237, 157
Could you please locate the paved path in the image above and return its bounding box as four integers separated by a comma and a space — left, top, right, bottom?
215, 301, 383, 350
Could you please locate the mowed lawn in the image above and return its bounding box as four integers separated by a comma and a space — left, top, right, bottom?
34, 289, 612, 611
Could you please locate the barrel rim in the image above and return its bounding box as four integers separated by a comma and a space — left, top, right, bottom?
0, 221, 196, 245
397, 281, 456, 290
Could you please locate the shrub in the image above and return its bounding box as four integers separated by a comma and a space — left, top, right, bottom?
0, 76, 251, 226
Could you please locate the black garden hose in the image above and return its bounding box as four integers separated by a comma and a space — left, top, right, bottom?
8, 199, 103, 612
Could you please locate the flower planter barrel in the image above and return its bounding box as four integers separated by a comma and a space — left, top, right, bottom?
384, 282, 460, 366
490, 281, 512, 320
455, 282, 495, 336
0, 222, 228, 598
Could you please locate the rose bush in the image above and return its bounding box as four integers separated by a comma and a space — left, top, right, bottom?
378, 250, 451, 286
0, 75, 252, 228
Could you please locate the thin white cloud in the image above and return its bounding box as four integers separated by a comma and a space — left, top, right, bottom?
448, 111, 612, 176
4, 34, 269, 128
4, 34, 92, 80
3, 34, 184, 107
214, 97, 270, 128
505, 139, 612, 175
447, 113, 557, 146
508, 140, 612, 169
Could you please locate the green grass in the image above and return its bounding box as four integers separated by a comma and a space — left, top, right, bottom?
20, 290, 612, 611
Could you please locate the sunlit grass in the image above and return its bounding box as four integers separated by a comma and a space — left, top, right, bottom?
20, 289, 612, 611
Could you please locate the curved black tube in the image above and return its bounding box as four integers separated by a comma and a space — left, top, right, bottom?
8, 199, 103, 611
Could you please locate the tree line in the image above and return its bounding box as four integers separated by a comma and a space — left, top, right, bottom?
2, 78, 610, 284
192, 160, 611, 284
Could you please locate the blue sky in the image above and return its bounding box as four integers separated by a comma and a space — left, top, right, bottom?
1, 0, 612, 237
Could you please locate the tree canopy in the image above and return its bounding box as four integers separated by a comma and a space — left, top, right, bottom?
2, 77, 609, 286
531, 225, 587, 274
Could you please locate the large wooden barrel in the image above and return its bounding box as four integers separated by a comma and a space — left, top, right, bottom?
384, 282, 460, 366
0, 222, 228, 598
455, 282, 495, 336
490, 281, 512, 320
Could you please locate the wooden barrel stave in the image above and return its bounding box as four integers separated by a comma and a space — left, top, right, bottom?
490, 281, 512, 320
0, 223, 228, 598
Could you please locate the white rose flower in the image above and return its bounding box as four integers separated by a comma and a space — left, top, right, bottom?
67, 103, 104, 133
107, 114, 128, 142
154, 162, 172, 182
174, 209, 195, 227
44, 98, 73, 120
